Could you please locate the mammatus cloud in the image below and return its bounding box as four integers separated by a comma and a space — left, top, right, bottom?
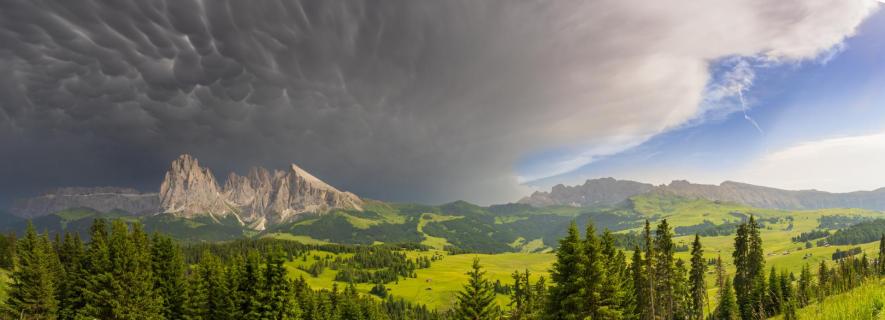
0, 0, 880, 205
737, 132, 885, 192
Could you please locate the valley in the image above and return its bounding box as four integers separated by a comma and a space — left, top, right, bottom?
6, 157, 885, 318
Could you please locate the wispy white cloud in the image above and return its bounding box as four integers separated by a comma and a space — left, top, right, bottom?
521, 0, 880, 185
736, 131, 885, 192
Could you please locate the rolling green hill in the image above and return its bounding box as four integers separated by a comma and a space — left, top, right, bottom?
4, 194, 885, 256
3, 193, 885, 313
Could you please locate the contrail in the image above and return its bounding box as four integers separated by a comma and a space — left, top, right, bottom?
737, 86, 764, 135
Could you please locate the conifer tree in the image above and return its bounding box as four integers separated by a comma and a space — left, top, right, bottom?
601, 230, 633, 319
797, 264, 812, 307
546, 222, 584, 320
58, 232, 84, 319
688, 235, 706, 320
235, 251, 264, 319
7, 222, 59, 319
78, 218, 114, 319
261, 248, 301, 319
582, 222, 606, 319
715, 279, 739, 320
630, 247, 647, 319
654, 219, 676, 319
642, 220, 656, 320
106, 221, 162, 319
878, 234, 885, 275
454, 258, 499, 320
672, 259, 690, 319
766, 267, 781, 315
733, 216, 766, 320
151, 233, 187, 320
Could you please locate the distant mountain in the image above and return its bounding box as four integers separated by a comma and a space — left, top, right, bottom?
10, 187, 159, 218
518, 178, 655, 207
159, 154, 362, 230
8, 154, 363, 231
522, 178, 885, 211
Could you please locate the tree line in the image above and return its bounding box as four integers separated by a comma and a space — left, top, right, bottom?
6, 216, 885, 320
3, 219, 443, 320
456, 216, 885, 320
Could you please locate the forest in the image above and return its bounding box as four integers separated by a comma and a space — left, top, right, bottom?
3, 216, 885, 320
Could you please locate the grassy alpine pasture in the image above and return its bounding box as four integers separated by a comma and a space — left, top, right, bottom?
284, 251, 555, 310
771, 278, 885, 320
272, 196, 885, 312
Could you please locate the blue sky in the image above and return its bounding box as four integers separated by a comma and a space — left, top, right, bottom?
523, 8, 885, 192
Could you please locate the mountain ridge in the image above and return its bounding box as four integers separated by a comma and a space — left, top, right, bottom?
10, 154, 363, 230
521, 178, 885, 211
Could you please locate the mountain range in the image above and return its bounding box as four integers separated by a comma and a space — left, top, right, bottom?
8, 157, 885, 249
520, 177, 885, 211
10, 154, 362, 230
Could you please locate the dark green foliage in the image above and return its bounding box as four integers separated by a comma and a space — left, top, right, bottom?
0, 232, 16, 269
507, 269, 544, 320
675, 220, 740, 237
6, 222, 60, 319
791, 230, 830, 243
827, 219, 885, 245
453, 258, 499, 320
818, 215, 872, 229
831, 247, 863, 260
714, 279, 739, 320
688, 235, 705, 320
732, 216, 766, 320
370, 283, 389, 298
286, 213, 425, 245
654, 219, 677, 319
151, 234, 187, 319
545, 222, 585, 320
5, 218, 450, 320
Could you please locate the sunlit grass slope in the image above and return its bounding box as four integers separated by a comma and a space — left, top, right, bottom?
771, 279, 885, 320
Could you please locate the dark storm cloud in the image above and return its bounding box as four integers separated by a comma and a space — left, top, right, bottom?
0, 0, 877, 205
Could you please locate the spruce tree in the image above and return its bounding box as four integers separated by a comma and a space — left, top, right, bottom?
733, 216, 766, 320
261, 249, 300, 319
630, 247, 647, 319
151, 233, 187, 320
688, 235, 706, 320
879, 234, 885, 275
546, 221, 584, 320
7, 222, 59, 319
715, 279, 739, 320
766, 267, 781, 316
105, 221, 162, 319
57, 232, 85, 319
78, 218, 114, 319
582, 222, 606, 319
797, 264, 812, 307
642, 220, 656, 320
454, 258, 499, 320
654, 219, 675, 319
601, 230, 632, 319
747, 216, 766, 319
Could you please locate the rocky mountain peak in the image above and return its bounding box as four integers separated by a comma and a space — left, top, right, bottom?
158, 155, 362, 229
158, 154, 227, 217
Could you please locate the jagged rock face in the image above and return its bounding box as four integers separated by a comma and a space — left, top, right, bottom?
521, 178, 885, 211
159, 154, 363, 230
519, 178, 655, 207
10, 187, 159, 218
158, 154, 229, 218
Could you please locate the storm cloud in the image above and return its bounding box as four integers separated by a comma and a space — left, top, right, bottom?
0, 0, 878, 205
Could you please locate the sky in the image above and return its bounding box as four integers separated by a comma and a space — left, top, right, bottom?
0, 0, 883, 207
